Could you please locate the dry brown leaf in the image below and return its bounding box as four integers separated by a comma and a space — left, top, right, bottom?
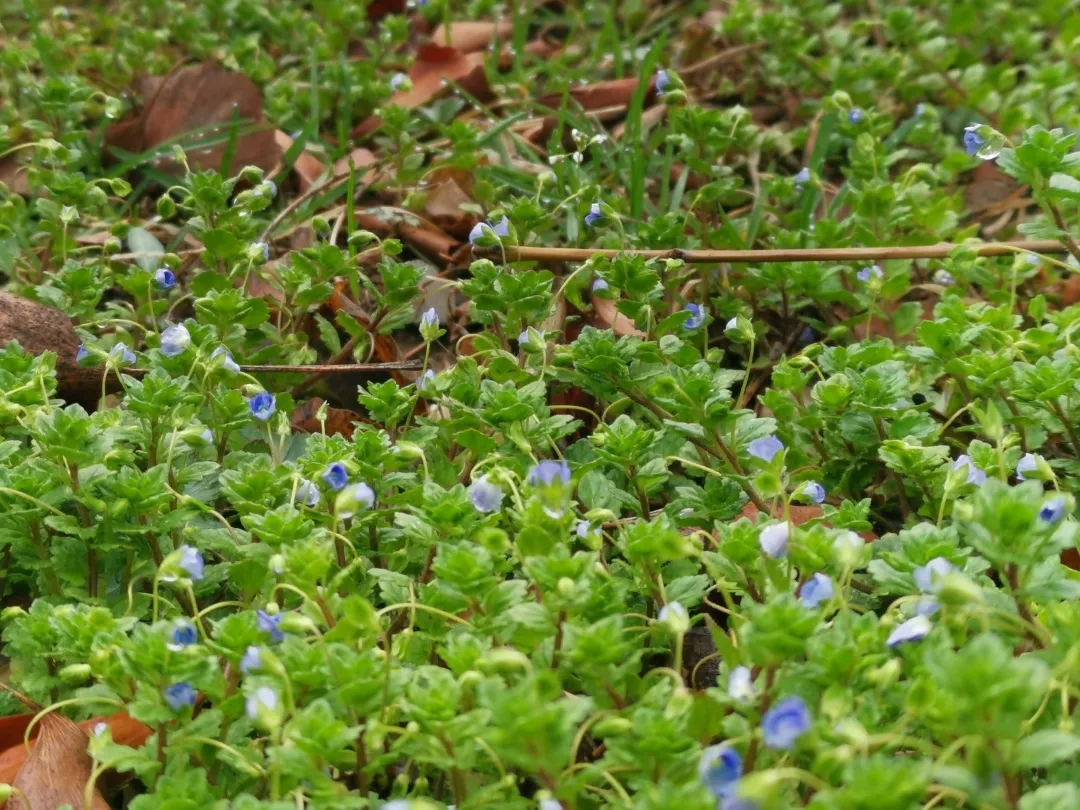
963, 162, 1026, 215
738, 502, 878, 542
104, 62, 281, 174
0, 155, 29, 195
418, 166, 479, 239
333, 148, 387, 186
291, 397, 361, 439
351, 44, 491, 138
0, 292, 112, 409
536, 77, 646, 112
273, 130, 327, 193
430, 21, 512, 53
592, 295, 646, 337
7, 707, 106, 810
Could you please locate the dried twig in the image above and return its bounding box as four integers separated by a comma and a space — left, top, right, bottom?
118, 361, 419, 377
477, 239, 1069, 264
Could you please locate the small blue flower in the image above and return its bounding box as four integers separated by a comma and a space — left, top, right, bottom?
802, 481, 825, 504
211, 346, 240, 373
257, 610, 285, 643
933, 269, 955, 286
887, 615, 931, 648
915, 597, 940, 617
240, 645, 261, 674
759, 522, 789, 558
169, 620, 197, 650
913, 557, 954, 593
110, 343, 136, 365
1016, 453, 1038, 481
963, 124, 986, 156
848, 108, 864, 124
264, 180, 277, 198
952, 454, 986, 486
915, 103, 927, 117
390, 72, 409, 91
727, 666, 755, 703
153, 268, 175, 289
163, 682, 196, 711
1040, 496, 1067, 524
657, 601, 687, 624
762, 696, 812, 750
856, 265, 884, 283
492, 218, 510, 238
160, 323, 191, 357
584, 202, 603, 227
248, 391, 276, 422
470, 477, 504, 513
794, 167, 810, 186
76, 344, 89, 363
800, 573, 834, 609
418, 369, 436, 391
178, 545, 204, 580
683, 303, 705, 330
699, 744, 742, 798
295, 479, 320, 507
254, 241, 270, 262
468, 220, 508, 244
420, 307, 439, 330
322, 462, 349, 491
748, 435, 784, 462
592, 278, 609, 292
799, 325, 816, 345
246, 686, 279, 720
527, 460, 571, 487
655, 69, 672, 94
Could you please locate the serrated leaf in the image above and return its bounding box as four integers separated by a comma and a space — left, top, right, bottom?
313, 314, 342, 355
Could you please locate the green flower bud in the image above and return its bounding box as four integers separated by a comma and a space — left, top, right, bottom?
59, 663, 91, 683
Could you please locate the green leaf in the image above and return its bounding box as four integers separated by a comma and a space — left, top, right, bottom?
126, 227, 164, 273
1049, 173, 1080, 201
1015, 730, 1080, 769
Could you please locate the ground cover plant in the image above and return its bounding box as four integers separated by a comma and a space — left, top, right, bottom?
3, 0, 1080, 808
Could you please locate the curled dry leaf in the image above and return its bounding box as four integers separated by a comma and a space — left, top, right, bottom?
352, 44, 491, 139
104, 61, 281, 174
417, 165, 480, 239
592, 295, 646, 337
430, 21, 513, 53
0, 292, 112, 409
536, 77, 646, 112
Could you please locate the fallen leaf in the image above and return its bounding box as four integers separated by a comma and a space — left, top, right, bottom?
351, 44, 491, 138
417, 166, 479, 239
592, 296, 646, 337
430, 21, 513, 53
0, 155, 29, 196
8, 709, 106, 810
274, 130, 327, 193
332, 148, 386, 186
738, 502, 877, 542
105, 62, 281, 174
0, 293, 113, 409
963, 161, 1025, 215
291, 397, 361, 440
536, 77, 645, 112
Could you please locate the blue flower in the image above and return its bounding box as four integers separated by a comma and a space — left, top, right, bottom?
178, 545, 204, 580
468, 220, 508, 244
390, 72, 409, 91
748, 435, 784, 462
153, 268, 175, 289
420, 307, 439, 329
418, 368, 436, 391
1016, 453, 1038, 481
794, 167, 810, 186
470, 477, 504, 513
584, 202, 603, 227
322, 462, 349, 491
800, 573, 834, 608
856, 265, 884, 283
915, 103, 927, 117
952, 454, 986, 486
720, 800, 759, 810
699, 744, 742, 798
253, 241, 270, 262
762, 696, 811, 750
913, 557, 954, 593
211, 346, 240, 373
848, 108, 864, 124
801, 481, 825, 504
257, 610, 285, 643
163, 682, 196, 711
915, 597, 940, 617
160, 323, 191, 357
295, 478, 319, 507
492, 218, 510, 238
263, 180, 277, 198
933, 269, 955, 286
727, 666, 755, 703
527, 460, 571, 487
592, 278, 609, 292
240, 645, 261, 674
336, 482, 375, 519
759, 522, 789, 558
246, 685, 279, 720
110, 343, 136, 365
657, 601, 687, 624
655, 69, 672, 94
169, 620, 197, 650
887, 615, 931, 647
683, 303, 705, 330
799, 325, 816, 345
963, 124, 986, 156
248, 391, 276, 421
76, 344, 89, 363
1040, 496, 1067, 524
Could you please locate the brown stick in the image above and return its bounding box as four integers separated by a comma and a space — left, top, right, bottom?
477, 239, 1068, 265
116, 361, 420, 377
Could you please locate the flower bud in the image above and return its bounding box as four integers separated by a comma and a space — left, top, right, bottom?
278, 613, 317, 634
478, 648, 531, 674
557, 577, 576, 597
867, 658, 901, 687
0, 606, 26, 622
592, 716, 633, 737
936, 573, 983, 607
59, 663, 91, 683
